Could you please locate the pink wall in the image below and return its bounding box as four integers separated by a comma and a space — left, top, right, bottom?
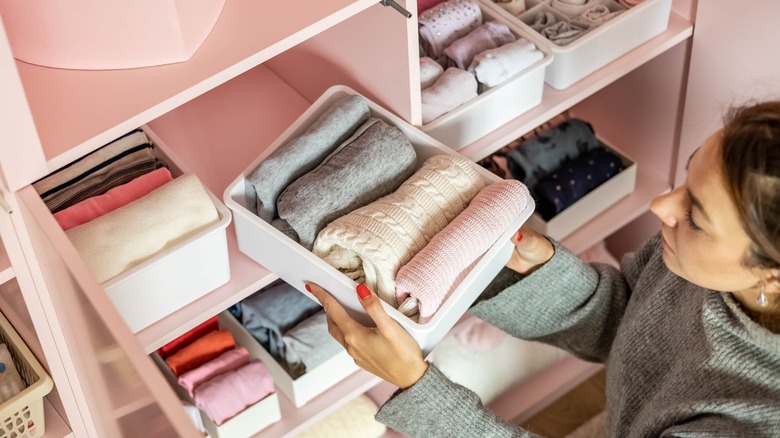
675, 0, 780, 185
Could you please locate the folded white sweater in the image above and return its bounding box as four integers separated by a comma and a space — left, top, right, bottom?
66, 173, 220, 283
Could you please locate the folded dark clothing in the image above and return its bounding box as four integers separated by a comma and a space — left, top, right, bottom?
534, 146, 624, 220
240, 279, 322, 364
507, 119, 599, 188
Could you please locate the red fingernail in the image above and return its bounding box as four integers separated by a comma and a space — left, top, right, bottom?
356, 284, 371, 300
305, 284, 312, 293
517, 230, 524, 242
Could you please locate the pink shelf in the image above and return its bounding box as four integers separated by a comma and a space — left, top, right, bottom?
254, 370, 382, 438
42, 397, 73, 438
0, 244, 12, 285
13, 0, 377, 175
457, 11, 693, 163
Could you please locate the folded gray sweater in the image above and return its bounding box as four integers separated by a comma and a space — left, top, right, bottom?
377, 234, 780, 436
275, 118, 418, 250
244, 95, 370, 221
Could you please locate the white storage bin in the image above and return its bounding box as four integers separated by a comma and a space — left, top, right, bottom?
480, 0, 672, 89
101, 127, 231, 333
526, 139, 636, 240
219, 312, 359, 408
152, 312, 282, 438
224, 85, 535, 355
420, 3, 553, 150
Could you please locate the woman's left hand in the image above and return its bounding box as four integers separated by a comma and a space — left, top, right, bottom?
306, 282, 429, 389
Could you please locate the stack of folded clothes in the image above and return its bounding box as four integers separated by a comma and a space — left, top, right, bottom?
158, 316, 275, 425
418, 0, 545, 123
478, 118, 625, 220
245, 94, 534, 323
34, 129, 220, 284
235, 280, 343, 379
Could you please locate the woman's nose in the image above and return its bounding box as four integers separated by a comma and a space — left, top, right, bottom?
650, 189, 680, 228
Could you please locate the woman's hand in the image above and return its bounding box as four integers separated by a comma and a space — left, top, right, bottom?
306, 282, 429, 389
506, 226, 555, 274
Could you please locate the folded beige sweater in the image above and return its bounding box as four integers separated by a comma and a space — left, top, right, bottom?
66, 173, 220, 283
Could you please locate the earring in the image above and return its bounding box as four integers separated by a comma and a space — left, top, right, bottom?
757, 285, 769, 308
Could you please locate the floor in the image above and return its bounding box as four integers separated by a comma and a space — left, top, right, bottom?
520, 370, 607, 437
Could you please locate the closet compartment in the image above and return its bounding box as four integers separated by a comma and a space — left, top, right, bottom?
526, 138, 636, 240
219, 311, 359, 409
419, 2, 553, 150
100, 129, 232, 333
480, 0, 672, 89
152, 312, 281, 438
37, 127, 233, 334
0, 310, 53, 437
225, 85, 535, 355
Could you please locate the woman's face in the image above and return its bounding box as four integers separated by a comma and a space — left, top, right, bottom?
650, 130, 761, 292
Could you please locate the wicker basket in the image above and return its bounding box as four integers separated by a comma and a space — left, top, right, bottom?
0, 310, 53, 438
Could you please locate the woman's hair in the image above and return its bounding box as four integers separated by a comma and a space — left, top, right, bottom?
720, 101, 780, 271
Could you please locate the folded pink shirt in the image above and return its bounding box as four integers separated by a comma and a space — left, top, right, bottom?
395, 180, 531, 323
177, 347, 250, 397
54, 167, 173, 231
193, 360, 275, 425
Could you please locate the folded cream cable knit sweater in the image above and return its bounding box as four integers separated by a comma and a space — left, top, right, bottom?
377, 235, 780, 436
313, 155, 486, 309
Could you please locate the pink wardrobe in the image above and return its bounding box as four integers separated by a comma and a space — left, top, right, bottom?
0, 0, 777, 436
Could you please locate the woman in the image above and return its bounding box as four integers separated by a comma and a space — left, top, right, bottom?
306, 102, 780, 436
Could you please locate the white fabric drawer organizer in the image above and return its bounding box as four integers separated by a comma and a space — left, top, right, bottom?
481, 0, 673, 89
420, 2, 553, 150
225, 85, 535, 355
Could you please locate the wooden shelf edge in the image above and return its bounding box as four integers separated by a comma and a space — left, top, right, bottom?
459, 11, 694, 162
560, 166, 670, 255
253, 370, 382, 438
487, 355, 604, 424
43, 396, 73, 438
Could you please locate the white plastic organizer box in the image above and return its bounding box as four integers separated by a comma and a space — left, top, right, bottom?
219, 312, 359, 408
420, 3, 553, 150
480, 0, 672, 89
101, 128, 232, 333
152, 314, 281, 438
525, 138, 636, 240
225, 86, 535, 355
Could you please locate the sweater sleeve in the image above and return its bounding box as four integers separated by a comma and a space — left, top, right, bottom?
469, 234, 661, 363
376, 364, 540, 438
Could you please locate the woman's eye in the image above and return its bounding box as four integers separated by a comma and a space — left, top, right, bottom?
684, 211, 702, 232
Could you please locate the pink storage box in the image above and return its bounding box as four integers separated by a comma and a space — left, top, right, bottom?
0, 0, 225, 70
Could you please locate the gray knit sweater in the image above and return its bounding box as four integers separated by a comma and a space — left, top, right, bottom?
376, 234, 780, 437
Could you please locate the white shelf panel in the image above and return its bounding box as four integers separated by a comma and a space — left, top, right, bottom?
458, 11, 693, 162
559, 165, 669, 255
42, 396, 73, 438
12, 0, 378, 175
254, 369, 382, 438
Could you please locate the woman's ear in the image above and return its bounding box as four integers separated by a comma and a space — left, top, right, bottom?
762, 269, 780, 293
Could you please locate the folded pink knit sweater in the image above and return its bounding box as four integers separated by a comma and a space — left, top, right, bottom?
395, 180, 531, 323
